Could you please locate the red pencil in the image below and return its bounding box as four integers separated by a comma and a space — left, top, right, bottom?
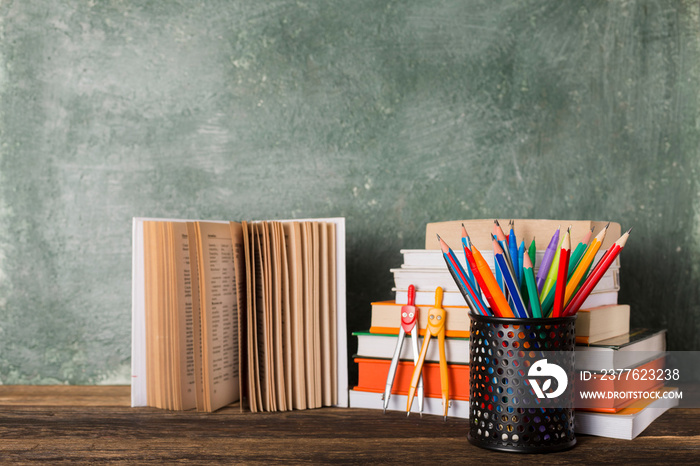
551, 228, 571, 318
463, 243, 513, 318
563, 229, 631, 316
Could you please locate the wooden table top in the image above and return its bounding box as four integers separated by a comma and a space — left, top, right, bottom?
0, 385, 698, 463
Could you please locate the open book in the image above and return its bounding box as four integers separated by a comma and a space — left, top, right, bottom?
131, 217, 347, 412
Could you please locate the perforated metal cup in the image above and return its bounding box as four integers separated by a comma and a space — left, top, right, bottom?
468, 314, 577, 453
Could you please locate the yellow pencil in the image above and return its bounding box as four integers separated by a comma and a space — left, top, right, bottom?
563, 224, 609, 306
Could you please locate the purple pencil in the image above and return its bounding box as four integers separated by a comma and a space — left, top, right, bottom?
535, 226, 560, 294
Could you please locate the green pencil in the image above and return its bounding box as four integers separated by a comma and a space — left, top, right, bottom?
522, 237, 536, 299
528, 237, 536, 268
522, 252, 542, 318
567, 228, 593, 278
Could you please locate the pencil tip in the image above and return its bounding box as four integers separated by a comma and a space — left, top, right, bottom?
605, 222, 610, 229
626, 227, 633, 234
406, 412, 410, 418
494, 219, 500, 226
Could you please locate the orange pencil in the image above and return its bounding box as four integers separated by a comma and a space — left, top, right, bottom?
563, 223, 609, 307
551, 228, 570, 318
470, 245, 514, 318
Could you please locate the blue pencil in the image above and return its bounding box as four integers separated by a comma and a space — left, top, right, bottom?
493, 239, 528, 318
460, 225, 482, 298
518, 240, 525, 288
438, 235, 490, 316
508, 221, 520, 285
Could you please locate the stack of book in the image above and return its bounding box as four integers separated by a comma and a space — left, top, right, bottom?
349, 219, 676, 439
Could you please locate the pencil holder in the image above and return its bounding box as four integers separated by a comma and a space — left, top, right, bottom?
468, 314, 577, 453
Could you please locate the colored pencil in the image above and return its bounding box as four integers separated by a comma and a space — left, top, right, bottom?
563, 224, 609, 307
539, 232, 563, 301
522, 251, 542, 318
460, 225, 481, 298
536, 226, 560, 293
521, 237, 536, 302
567, 227, 593, 278
528, 237, 536, 267
470, 245, 515, 318
551, 228, 571, 318
462, 243, 499, 316
438, 235, 489, 316
564, 229, 631, 316
493, 238, 528, 318
517, 240, 525, 287
508, 221, 520, 285
493, 220, 508, 294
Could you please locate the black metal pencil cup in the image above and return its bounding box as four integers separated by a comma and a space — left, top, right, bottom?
468, 314, 577, 453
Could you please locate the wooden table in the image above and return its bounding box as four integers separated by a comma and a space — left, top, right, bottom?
0, 386, 698, 463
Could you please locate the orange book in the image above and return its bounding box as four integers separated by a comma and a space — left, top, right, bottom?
575, 356, 666, 413
369, 301, 470, 338
354, 357, 470, 401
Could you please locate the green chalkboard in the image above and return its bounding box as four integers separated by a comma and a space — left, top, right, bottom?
0, 1, 698, 385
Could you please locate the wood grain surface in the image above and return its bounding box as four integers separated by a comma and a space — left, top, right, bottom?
0, 386, 698, 463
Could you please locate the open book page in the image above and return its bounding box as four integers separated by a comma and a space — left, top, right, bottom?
165, 224, 177, 410
168, 222, 197, 411
251, 223, 270, 411
229, 222, 247, 412
194, 221, 240, 412
278, 222, 293, 409
319, 223, 332, 406
143, 221, 160, 408
186, 222, 205, 411
241, 221, 260, 412
270, 222, 287, 411
158, 222, 171, 409
284, 222, 306, 410
260, 222, 275, 411
327, 222, 338, 405
301, 222, 315, 407
312, 222, 322, 408
164, 224, 176, 409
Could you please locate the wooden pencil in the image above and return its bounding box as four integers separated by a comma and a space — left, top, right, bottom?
563, 223, 609, 307
564, 229, 631, 316
551, 228, 570, 318
469, 244, 515, 318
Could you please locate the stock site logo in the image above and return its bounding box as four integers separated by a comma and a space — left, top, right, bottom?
528, 359, 568, 399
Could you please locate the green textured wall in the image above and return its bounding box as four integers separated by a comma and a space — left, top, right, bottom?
0, 1, 698, 385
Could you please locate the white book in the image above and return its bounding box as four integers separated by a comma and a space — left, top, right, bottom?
394, 287, 619, 309
354, 331, 470, 364
392, 266, 618, 294
400, 249, 619, 271
575, 388, 679, 439
348, 388, 470, 418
